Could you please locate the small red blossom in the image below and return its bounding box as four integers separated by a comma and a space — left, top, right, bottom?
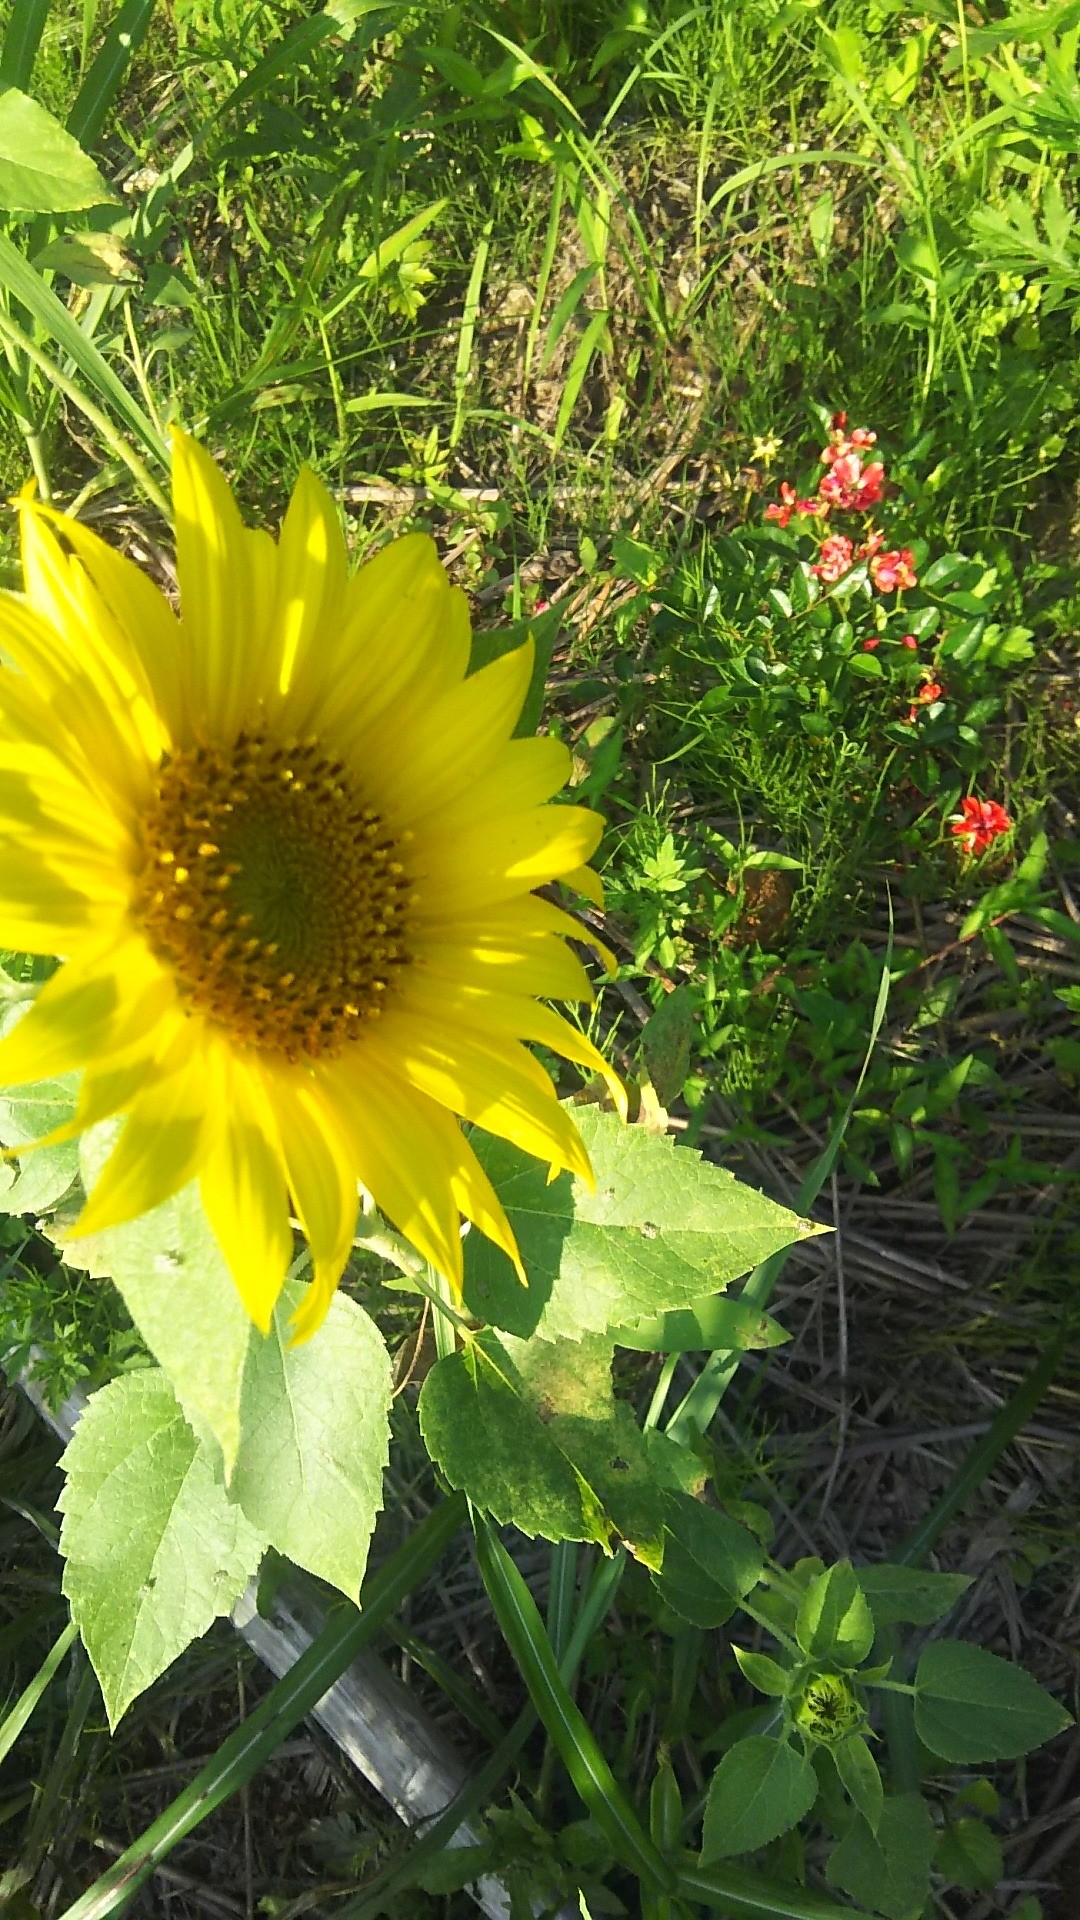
831, 410, 848, 430
858, 528, 885, 560
869, 547, 918, 593
917, 679, 943, 704
764, 480, 817, 528
851, 460, 885, 510
811, 533, 855, 582
950, 797, 1012, 856
862, 637, 881, 651
899, 633, 918, 650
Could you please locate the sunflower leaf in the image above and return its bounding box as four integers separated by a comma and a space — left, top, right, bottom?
63, 1151, 253, 1483
418, 1327, 665, 1563
230, 1281, 392, 1603
464, 1105, 821, 1344
57, 1369, 264, 1727
0, 85, 119, 213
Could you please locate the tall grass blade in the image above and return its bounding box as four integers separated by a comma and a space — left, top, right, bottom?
677, 1860, 875, 1918
67, 0, 156, 148
0, 1617, 77, 1769
450, 215, 492, 449
0, 0, 52, 88
0, 234, 169, 467
56, 1494, 465, 1920
552, 307, 609, 450
472, 1510, 674, 1896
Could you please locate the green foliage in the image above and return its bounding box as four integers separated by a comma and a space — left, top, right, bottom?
700, 1736, 818, 1861
826, 1793, 936, 1920
57, 1369, 264, 1727
463, 1104, 820, 1344
913, 1639, 1073, 1763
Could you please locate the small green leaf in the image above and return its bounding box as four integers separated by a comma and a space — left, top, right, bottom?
834, 1734, 884, 1834
796, 1562, 875, 1668
58, 1371, 264, 1727
914, 1641, 1071, 1762
464, 1105, 820, 1345
639, 986, 697, 1105
854, 1563, 970, 1627
701, 1736, 817, 1861
232, 1281, 391, 1602
935, 1816, 1004, 1892
652, 1491, 764, 1628
733, 1647, 791, 1697
826, 1794, 935, 1920
0, 85, 118, 212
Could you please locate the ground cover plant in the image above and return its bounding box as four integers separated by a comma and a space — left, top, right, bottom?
0, 1, 1079, 1916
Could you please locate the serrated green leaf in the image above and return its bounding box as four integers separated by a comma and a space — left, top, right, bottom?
854, 1563, 970, 1627
826, 1794, 935, 1920
914, 1641, 1071, 1762
0, 85, 118, 212
464, 1106, 820, 1344
651, 1490, 764, 1628
0, 1071, 78, 1145
418, 1328, 665, 1562
640, 985, 698, 1105
701, 1736, 817, 1860
231, 1280, 391, 1602
63, 1148, 252, 1481
58, 1370, 264, 1727
796, 1562, 875, 1668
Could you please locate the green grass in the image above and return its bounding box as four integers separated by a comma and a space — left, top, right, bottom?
1, 0, 1079, 1913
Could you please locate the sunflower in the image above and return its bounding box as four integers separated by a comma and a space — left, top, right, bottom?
0, 436, 623, 1340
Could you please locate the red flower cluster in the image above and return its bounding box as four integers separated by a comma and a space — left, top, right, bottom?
869, 547, 917, 594
907, 677, 944, 723
763, 415, 917, 594
950, 797, 1012, 856
811, 533, 855, 582
764, 480, 817, 529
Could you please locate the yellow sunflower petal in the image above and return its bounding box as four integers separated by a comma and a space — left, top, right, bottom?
69, 1028, 218, 1240
18, 504, 168, 767
371, 640, 535, 823
446, 1127, 525, 1284
364, 1017, 593, 1185
416, 804, 604, 917
261, 1073, 359, 1344
199, 1058, 293, 1335
318, 1056, 465, 1295
0, 939, 173, 1087
414, 929, 594, 1003
34, 501, 183, 739
0, 590, 153, 820
271, 465, 349, 699
564, 864, 606, 910
417, 734, 572, 828
399, 975, 626, 1117
172, 430, 278, 739
287, 533, 461, 742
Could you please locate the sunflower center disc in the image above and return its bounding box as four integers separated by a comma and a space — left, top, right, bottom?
136, 734, 412, 1060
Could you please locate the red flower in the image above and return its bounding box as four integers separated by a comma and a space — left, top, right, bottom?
869, 547, 917, 593
851, 460, 885, 510
862, 637, 881, 651
916, 679, 943, 704
811, 533, 855, 582
858, 528, 885, 560
950, 797, 1012, 855
831, 410, 848, 430
899, 633, 918, 650
764, 480, 816, 528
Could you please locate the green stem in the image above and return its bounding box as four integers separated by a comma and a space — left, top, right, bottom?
56, 1496, 466, 1920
